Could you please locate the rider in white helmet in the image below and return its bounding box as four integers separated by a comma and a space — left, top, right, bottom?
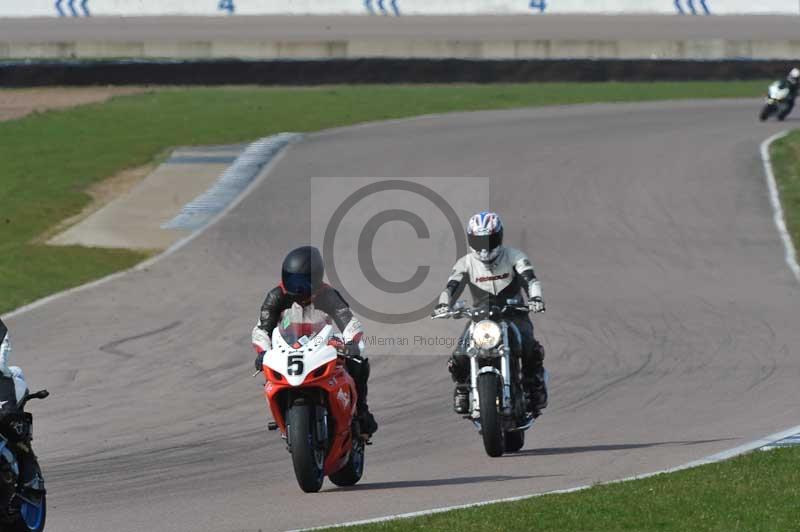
433, 212, 548, 416
789, 67, 799, 86
782, 67, 800, 117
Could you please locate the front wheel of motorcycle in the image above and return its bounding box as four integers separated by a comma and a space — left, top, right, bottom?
478, 373, 505, 457
14, 493, 46, 532
288, 404, 325, 493
759, 104, 773, 121
329, 439, 365, 487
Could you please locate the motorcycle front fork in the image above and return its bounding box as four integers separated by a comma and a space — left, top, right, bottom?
469, 354, 513, 418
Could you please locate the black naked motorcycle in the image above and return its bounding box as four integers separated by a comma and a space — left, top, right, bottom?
433, 299, 544, 457
0, 376, 48, 532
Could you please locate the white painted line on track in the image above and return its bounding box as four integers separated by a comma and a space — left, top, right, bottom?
3, 133, 301, 321
760, 130, 800, 283
290, 131, 800, 532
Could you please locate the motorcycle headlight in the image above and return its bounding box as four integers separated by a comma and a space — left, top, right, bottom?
472, 320, 501, 350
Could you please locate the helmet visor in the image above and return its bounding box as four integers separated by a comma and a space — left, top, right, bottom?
283, 272, 313, 298
468, 232, 502, 253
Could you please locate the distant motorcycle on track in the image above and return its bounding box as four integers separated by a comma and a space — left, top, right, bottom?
255, 305, 367, 493
0, 380, 48, 532
432, 299, 544, 457
760, 80, 795, 121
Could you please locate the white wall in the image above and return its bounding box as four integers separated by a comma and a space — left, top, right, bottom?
0, 0, 797, 17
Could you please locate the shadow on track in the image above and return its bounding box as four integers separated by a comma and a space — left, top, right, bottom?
331, 474, 561, 492
507, 438, 737, 457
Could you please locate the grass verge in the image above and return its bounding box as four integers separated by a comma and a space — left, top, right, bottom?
321, 446, 800, 532
0, 81, 766, 313
769, 130, 800, 254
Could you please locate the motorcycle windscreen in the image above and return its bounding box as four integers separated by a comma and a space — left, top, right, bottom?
278, 303, 332, 346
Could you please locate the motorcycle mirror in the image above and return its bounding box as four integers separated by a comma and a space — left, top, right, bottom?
28, 390, 49, 400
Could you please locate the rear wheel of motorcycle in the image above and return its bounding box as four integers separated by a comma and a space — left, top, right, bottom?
288, 404, 325, 493
14, 493, 46, 532
759, 104, 772, 121
329, 439, 365, 487
478, 373, 504, 457
504, 430, 525, 453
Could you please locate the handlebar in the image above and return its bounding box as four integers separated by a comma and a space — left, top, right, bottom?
431, 303, 535, 320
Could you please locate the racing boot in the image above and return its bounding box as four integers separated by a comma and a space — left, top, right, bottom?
356, 402, 378, 438
348, 356, 378, 437
448, 355, 470, 414
523, 367, 548, 416
453, 385, 470, 414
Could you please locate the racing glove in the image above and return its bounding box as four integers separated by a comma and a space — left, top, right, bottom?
433, 303, 451, 317
529, 297, 546, 313
527, 280, 545, 313
252, 325, 271, 353
254, 352, 265, 372
252, 325, 271, 372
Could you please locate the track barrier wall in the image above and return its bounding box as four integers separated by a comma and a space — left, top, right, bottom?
0, 58, 793, 87
1, 0, 798, 16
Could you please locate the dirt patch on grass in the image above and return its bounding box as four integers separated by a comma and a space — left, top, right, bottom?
36, 160, 161, 244
0, 87, 149, 122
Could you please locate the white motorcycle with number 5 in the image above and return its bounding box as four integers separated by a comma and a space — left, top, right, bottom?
433, 299, 545, 457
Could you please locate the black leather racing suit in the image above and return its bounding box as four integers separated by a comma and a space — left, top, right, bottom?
256, 284, 373, 424
779, 79, 799, 117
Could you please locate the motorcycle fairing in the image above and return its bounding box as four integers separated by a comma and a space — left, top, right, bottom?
768, 81, 790, 101
266, 323, 338, 387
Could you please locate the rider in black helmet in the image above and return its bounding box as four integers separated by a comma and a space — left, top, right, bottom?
251, 246, 378, 436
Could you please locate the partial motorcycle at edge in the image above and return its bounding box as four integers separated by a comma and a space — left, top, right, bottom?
0, 382, 48, 532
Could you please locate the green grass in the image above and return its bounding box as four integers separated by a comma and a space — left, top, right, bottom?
323, 446, 800, 532
0, 81, 767, 313
770, 130, 800, 254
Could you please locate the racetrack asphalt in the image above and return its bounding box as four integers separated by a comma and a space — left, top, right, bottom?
6, 99, 800, 532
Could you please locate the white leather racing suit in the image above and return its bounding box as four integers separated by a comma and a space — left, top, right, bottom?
438, 247, 546, 386
438, 246, 542, 308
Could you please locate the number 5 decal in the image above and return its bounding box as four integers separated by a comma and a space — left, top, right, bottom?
287, 354, 304, 376
218, 0, 235, 14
